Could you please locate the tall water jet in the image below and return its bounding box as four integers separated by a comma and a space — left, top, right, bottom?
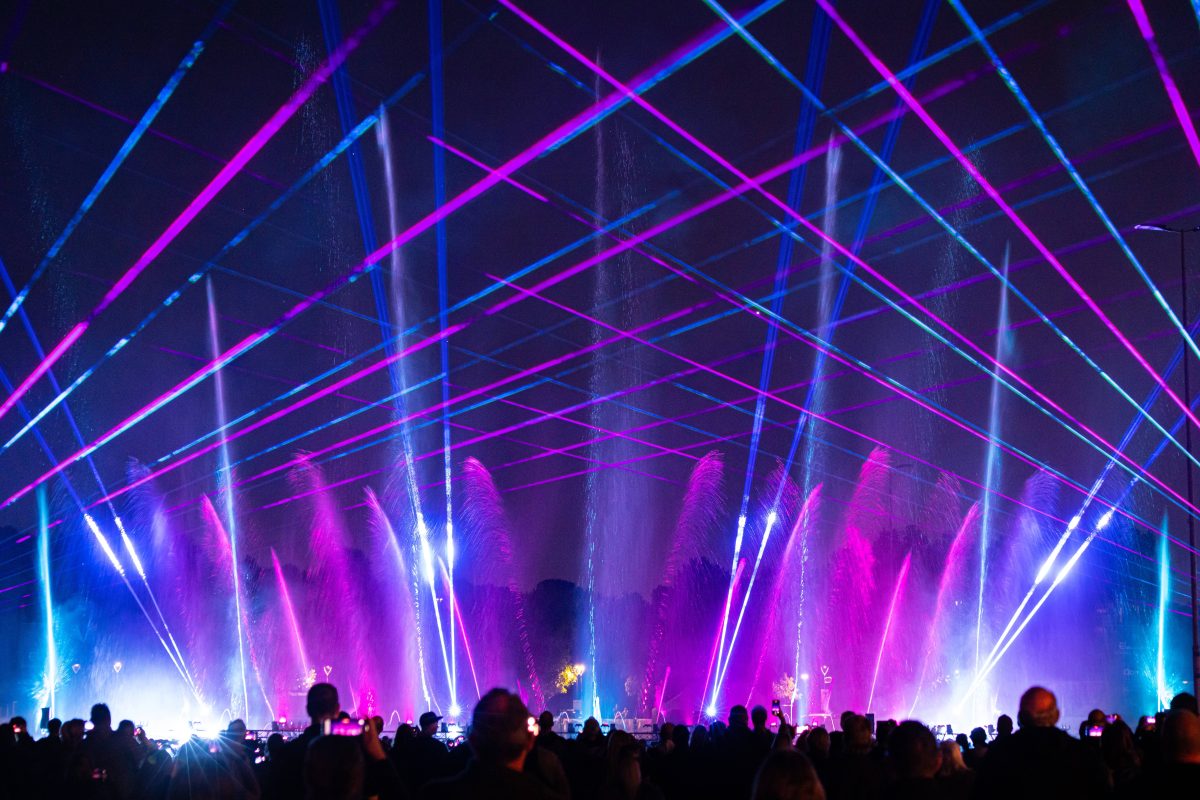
37, 486, 57, 718
977, 245, 1012, 675
365, 484, 429, 715
205, 278, 249, 718
716, 464, 801, 696
824, 447, 889, 709
461, 457, 544, 708
1157, 511, 1171, 709
579, 52, 655, 720
910, 502, 979, 715
271, 548, 310, 692
747, 483, 822, 714
291, 456, 376, 715
867, 551, 912, 715
200, 495, 271, 719
641, 451, 724, 715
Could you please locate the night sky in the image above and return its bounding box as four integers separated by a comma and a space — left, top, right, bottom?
2, 0, 1199, 604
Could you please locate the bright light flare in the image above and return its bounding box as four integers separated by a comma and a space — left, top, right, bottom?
85, 514, 125, 575
115, 518, 147, 580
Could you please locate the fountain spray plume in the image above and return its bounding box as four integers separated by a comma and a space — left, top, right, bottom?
976, 244, 1011, 672
37, 486, 57, 717
461, 457, 544, 708
642, 451, 724, 715
377, 107, 453, 710
84, 513, 201, 701
206, 278, 250, 718
115, 515, 197, 691
289, 457, 377, 717
1157, 511, 1171, 709
199, 495, 274, 721
867, 551, 912, 714
703, 557, 746, 718
746, 483, 822, 711
270, 548, 311, 688
365, 484, 431, 712
909, 501, 979, 716
714, 462, 801, 694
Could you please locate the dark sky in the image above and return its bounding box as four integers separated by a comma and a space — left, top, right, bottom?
1, 0, 1199, 598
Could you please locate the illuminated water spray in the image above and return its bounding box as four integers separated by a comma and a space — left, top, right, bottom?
206, 278, 250, 718
377, 106, 455, 711
37, 487, 57, 717
365, 486, 432, 710
1157, 512, 1171, 709
270, 548, 311, 686
115, 516, 196, 691
867, 552, 911, 713
84, 513, 199, 701
977, 245, 1011, 673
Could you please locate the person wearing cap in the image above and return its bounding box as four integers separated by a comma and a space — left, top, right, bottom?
398, 709, 449, 793
419, 688, 554, 800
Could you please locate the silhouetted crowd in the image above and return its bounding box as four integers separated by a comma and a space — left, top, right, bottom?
3, 682, 1199, 799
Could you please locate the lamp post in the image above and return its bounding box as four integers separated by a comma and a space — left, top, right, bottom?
1136, 222, 1200, 692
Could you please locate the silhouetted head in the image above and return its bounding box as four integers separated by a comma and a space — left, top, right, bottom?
970, 727, 987, 748
839, 711, 856, 732
90, 703, 112, 731
939, 741, 967, 775
751, 706, 769, 731
1163, 710, 1200, 764
47, 718, 61, 738
1086, 709, 1107, 727
582, 717, 602, 740
843, 715, 872, 753
691, 725, 709, 747
304, 733, 364, 800
10, 716, 27, 736
889, 721, 940, 780
1171, 692, 1199, 715
729, 705, 750, 729
116, 720, 135, 738
266, 732, 285, 760
305, 683, 340, 726
1017, 686, 1059, 728
806, 727, 830, 759
62, 719, 85, 747
672, 723, 690, 749
470, 688, 535, 770
538, 711, 554, 734
659, 722, 675, 745
996, 715, 1013, 736
954, 733, 969, 751
751, 749, 825, 800
418, 711, 442, 736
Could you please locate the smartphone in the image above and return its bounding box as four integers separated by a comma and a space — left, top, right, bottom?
1086, 725, 1104, 738
1105, 714, 1119, 725
323, 718, 365, 737
1144, 717, 1157, 729
771, 699, 781, 712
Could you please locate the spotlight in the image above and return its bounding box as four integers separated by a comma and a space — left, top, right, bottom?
706, 703, 718, 718
800, 673, 810, 682
573, 663, 587, 675
448, 703, 461, 717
